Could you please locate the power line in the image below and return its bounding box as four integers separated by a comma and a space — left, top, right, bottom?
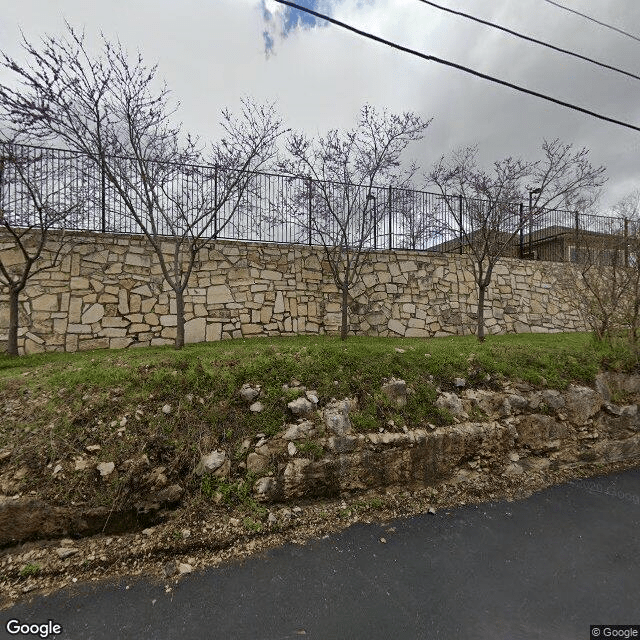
271, 0, 640, 133
541, 0, 640, 44
416, 0, 640, 82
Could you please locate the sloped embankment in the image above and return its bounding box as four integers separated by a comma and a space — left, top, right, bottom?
2, 371, 639, 547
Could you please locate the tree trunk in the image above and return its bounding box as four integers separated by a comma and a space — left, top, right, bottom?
477, 284, 486, 342
175, 288, 185, 350
7, 287, 20, 357
340, 282, 349, 341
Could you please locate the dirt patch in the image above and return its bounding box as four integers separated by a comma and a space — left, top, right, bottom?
1, 458, 637, 609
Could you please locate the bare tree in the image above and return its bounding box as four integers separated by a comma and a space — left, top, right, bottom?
0, 141, 84, 355
427, 140, 606, 341
282, 105, 431, 339
574, 189, 640, 344
0, 25, 283, 349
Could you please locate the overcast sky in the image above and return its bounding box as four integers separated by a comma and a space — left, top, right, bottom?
1, 0, 638, 212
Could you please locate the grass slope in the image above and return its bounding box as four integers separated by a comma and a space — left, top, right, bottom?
0, 332, 636, 511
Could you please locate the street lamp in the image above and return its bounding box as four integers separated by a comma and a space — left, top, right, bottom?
528, 187, 542, 259
367, 193, 377, 249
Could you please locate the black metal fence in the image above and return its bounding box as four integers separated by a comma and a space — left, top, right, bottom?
0, 142, 628, 264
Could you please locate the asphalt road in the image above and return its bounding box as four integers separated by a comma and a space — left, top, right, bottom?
2, 469, 640, 640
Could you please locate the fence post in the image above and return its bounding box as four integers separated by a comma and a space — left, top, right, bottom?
308, 177, 313, 246
388, 186, 393, 250
373, 196, 377, 250
213, 165, 218, 239
624, 217, 629, 267
100, 159, 106, 233
574, 210, 579, 261
458, 194, 463, 254
519, 202, 524, 258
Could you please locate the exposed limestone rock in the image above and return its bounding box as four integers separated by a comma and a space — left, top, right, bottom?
239, 384, 261, 403
515, 414, 571, 452
564, 385, 603, 424
283, 421, 316, 440
436, 392, 464, 417
324, 398, 357, 435
381, 378, 407, 408
246, 453, 269, 474
288, 397, 314, 418
194, 450, 227, 476
96, 462, 115, 477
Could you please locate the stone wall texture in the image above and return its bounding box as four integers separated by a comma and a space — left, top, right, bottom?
0, 230, 587, 354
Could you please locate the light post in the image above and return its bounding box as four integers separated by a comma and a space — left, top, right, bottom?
367, 193, 377, 249
528, 187, 542, 258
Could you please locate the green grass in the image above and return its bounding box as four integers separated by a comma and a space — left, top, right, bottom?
0, 332, 636, 509
19, 563, 41, 577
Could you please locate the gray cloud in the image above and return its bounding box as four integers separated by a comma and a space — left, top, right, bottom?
0, 0, 638, 211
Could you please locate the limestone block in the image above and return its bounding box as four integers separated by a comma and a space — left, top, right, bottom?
185, 317, 206, 344
399, 260, 418, 272
160, 315, 177, 327
405, 328, 429, 338
53, 318, 68, 334
256, 305, 270, 324
78, 337, 110, 351
260, 269, 282, 281
207, 284, 234, 305
131, 284, 152, 297
24, 338, 45, 354
82, 303, 105, 324
362, 273, 378, 289
67, 324, 92, 334
141, 298, 155, 313
70, 277, 90, 290
388, 319, 405, 336
325, 313, 341, 327
32, 294, 58, 312
129, 323, 151, 333
151, 338, 174, 346
124, 252, 151, 268
161, 327, 177, 339
84, 251, 108, 265
100, 328, 128, 338
206, 323, 222, 342
0, 304, 9, 330
242, 324, 263, 335
110, 337, 134, 349
274, 291, 285, 314
65, 334, 78, 352
0, 249, 24, 266
102, 317, 130, 328
118, 290, 129, 315
105, 263, 122, 275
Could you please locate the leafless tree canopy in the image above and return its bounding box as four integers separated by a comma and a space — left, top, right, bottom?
0, 141, 86, 355
426, 141, 606, 341
0, 25, 284, 349
282, 106, 431, 339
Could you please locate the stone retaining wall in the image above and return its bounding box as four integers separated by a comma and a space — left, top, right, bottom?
0, 230, 586, 353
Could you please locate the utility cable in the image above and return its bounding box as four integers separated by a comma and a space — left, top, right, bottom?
271, 0, 640, 133
541, 0, 640, 44
415, 0, 640, 82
